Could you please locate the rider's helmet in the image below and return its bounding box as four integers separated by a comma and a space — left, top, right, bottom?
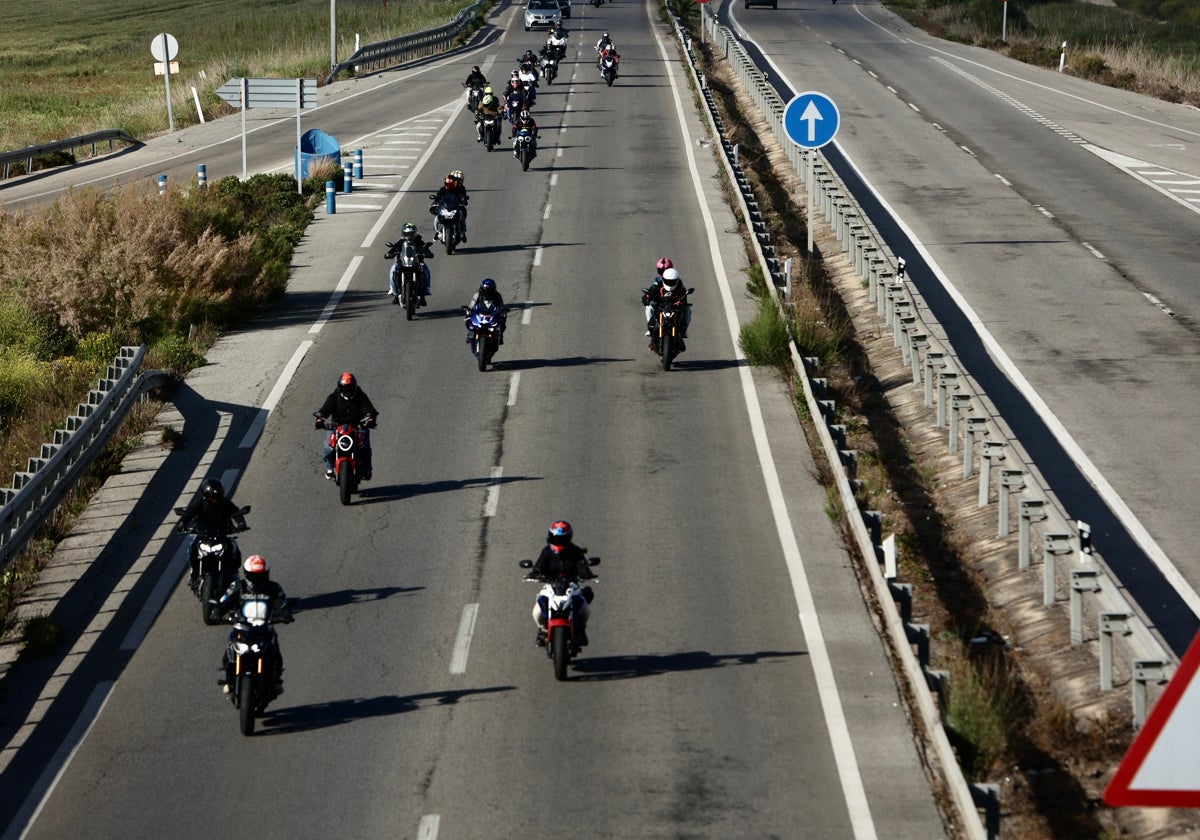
337, 371, 358, 399
243, 554, 269, 583
445, 174, 456, 188
401, 222, 416, 237
603, 31, 610, 39
662, 267, 681, 290
547, 519, 573, 548
202, 477, 225, 502
479, 278, 498, 299
451, 169, 464, 184
484, 85, 493, 95
520, 109, 531, 121
472, 65, 480, 74
656, 257, 674, 274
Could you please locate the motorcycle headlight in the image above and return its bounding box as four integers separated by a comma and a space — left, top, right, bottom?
336, 433, 356, 452
231, 640, 251, 655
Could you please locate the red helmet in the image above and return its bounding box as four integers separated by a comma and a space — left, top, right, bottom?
445, 175, 456, 188
338, 371, 357, 396
547, 520, 573, 547
244, 555, 269, 575
656, 257, 674, 274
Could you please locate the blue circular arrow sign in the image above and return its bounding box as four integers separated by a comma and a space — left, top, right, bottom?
783, 91, 840, 149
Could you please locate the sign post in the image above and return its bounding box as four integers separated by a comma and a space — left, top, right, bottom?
217, 78, 318, 189
150, 33, 179, 132
783, 91, 840, 255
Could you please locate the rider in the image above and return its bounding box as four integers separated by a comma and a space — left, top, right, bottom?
465, 278, 507, 344
386, 222, 434, 305
511, 109, 539, 158
528, 520, 595, 647
313, 372, 378, 481
547, 21, 568, 58
432, 172, 469, 242
218, 554, 292, 696
177, 478, 247, 589
475, 86, 501, 142
595, 31, 614, 67
642, 265, 691, 340
463, 65, 488, 92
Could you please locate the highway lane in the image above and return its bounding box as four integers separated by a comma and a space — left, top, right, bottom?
4, 3, 945, 838
724, 0, 1200, 650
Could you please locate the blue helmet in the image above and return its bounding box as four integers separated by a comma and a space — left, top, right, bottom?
480, 278, 497, 294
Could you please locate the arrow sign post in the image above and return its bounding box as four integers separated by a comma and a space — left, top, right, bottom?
783, 91, 840, 254
216, 78, 318, 190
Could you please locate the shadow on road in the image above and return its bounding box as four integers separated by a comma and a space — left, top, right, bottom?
258, 686, 515, 734
569, 649, 805, 681
291, 586, 423, 613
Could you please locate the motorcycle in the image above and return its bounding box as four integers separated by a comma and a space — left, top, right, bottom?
540, 54, 558, 85
465, 83, 483, 111
466, 301, 504, 371
480, 113, 502, 151
315, 416, 376, 505
600, 53, 619, 86
220, 596, 293, 736
519, 557, 600, 681
591, 0, 603, 7
429, 192, 465, 255
648, 287, 695, 371
385, 238, 427, 320
514, 129, 537, 171
175, 505, 250, 625
547, 36, 567, 61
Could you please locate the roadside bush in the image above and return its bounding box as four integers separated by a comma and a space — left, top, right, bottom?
739, 298, 792, 370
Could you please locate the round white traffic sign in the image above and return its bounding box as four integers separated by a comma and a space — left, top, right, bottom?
150, 33, 179, 63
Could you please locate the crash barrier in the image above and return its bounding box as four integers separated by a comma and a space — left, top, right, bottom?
0, 346, 171, 573
681, 10, 1175, 839
325, 0, 490, 85
0, 129, 140, 181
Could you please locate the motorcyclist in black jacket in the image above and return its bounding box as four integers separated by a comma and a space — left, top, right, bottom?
177, 478, 247, 588
218, 554, 292, 696
314, 372, 378, 481
386, 222, 435, 306
431, 170, 469, 242
527, 520, 595, 646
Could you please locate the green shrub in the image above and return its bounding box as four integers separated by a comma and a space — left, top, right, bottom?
739, 299, 792, 369
148, 333, 205, 374
0, 350, 46, 430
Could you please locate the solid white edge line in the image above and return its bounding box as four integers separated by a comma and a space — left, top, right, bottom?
449, 603, 480, 674
6, 682, 115, 840
752, 0, 1200, 621
484, 466, 503, 517
309, 256, 363, 334
651, 11, 877, 839
239, 340, 313, 448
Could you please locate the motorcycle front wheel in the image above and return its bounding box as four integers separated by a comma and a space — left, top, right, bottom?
520, 149, 531, 172
339, 462, 353, 506
446, 229, 456, 255
238, 674, 256, 736
551, 627, 569, 681
200, 575, 219, 625
477, 335, 491, 371
405, 279, 417, 321
661, 332, 674, 371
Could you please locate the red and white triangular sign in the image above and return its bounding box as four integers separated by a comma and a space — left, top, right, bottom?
1105, 633, 1200, 807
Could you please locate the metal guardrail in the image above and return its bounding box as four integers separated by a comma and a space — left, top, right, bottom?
0, 346, 170, 573
0, 129, 141, 181
325, 0, 490, 85
683, 10, 1176, 838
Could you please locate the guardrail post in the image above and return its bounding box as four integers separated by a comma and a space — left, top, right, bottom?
924, 352, 946, 407
1133, 660, 1170, 729
964, 417, 988, 478
1070, 569, 1102, 644
909, 334, 927, 386
1100, 613, 1131, 691
899, 318, 917, 364
1042, 533, 1073, 605
999, 469, 1025, 536
936, 371, 958, 428
979, 441, 1005, 507
970, 783, 1001, 840
949, 394, 972, 453
1018, 499, 1046, 569
890, 581, 913, 623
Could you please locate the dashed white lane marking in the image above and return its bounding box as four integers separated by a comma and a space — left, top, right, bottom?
507, 372, 521, 406
417, 815, 440, 840
1082, 242, 1106, 260
450, 603, 479, 675
994, 173, 1012, 187
543, 203, 552, 220
310, 257, 362, 334
550, 173, 559, 186
522, 300, 533, 326
533, 246, 543, 266
1144, 293, 1176, 316
483, 467, 503, 517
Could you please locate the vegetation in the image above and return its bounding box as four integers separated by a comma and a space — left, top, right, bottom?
1, 0, 479, 152
883, 0, 1200, 105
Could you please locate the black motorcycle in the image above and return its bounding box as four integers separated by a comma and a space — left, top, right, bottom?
220, 596, 293, 736
514, 130, 537, 172
385, 238, 428, 320
429, 192, 465, 254
175, 506, 250, 625
648, 287, 695, 371
466, 84, 483, 111
480, 113, 502, 151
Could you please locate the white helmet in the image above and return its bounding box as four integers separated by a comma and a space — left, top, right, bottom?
662, 267, 681, 288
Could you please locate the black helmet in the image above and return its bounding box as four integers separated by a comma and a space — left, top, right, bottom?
202, 478, 225, 502
472, 65, 480, 73
337, 371, 358, 399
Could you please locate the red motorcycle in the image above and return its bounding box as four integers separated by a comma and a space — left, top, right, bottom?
315, 415, 375, 506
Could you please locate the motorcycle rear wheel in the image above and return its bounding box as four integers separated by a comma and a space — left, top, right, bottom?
339, 462, 353, 506
551, 627, 569, 681
238, 674, 256, 736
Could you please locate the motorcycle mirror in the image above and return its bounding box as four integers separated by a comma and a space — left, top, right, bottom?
174, 507, 187, 516
238, 505, 252, 515
588, 557, 601, 567
518, 559, 533, 568
687, 288, 696, 294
